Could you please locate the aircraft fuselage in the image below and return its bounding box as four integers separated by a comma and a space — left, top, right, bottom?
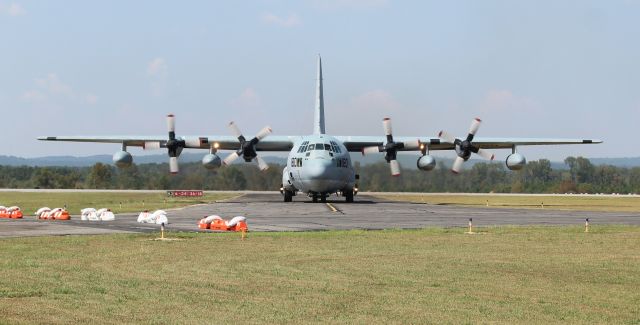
282, 134, 356, 200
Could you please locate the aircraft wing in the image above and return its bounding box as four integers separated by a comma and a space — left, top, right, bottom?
37, 135, 297, 151
334, 136, 603, 152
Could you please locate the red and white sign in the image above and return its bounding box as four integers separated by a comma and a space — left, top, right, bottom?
167, 190, 204, 197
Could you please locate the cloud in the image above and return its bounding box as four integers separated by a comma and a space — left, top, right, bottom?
147, 57, 167, 77
261, 12, 301, 27
230, 88, 261, 109
309, 0, 389, 10
0, 2, 26, 16
85, 94, 98, 105
147, 57, 168, 97
35, 73, 74, 98
21, 90, 45, 102
21, 73, 97, 104
480, 89, 539, 113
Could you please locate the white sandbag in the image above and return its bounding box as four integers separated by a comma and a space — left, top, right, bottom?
95, 208, 108, 216
151, 210, 167, 217
100, 211, 115, 221
7, 206, 20, 212
137, 211, 151, 223
225, 216, 246, 227
87, 211, 100, 221
0, 206, 6, 211
202, 215, 222, 224
155, 214, 168, 225
81, 208, 96, 221
35, 207, 51, 216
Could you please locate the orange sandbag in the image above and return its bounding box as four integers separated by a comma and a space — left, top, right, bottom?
198, 219, 210, 229
54, 210, 71, 220
209, 219, 228, 231
10, 210, 23, 219
230, 221, 248, 232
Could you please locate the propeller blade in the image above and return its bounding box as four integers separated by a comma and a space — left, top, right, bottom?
362, 146, 382, 155
256, 156, 269, 171
476, 148, 495, 161
389, 159, 401, 176
167, 114, 176, 134
169, 157, 179, 174
255, 126, 272, 141
143, 141, 161, 150
223, 152, 239, 166
228, 121, 243, 139
438, 130, 457, 143
451, 156, 464, 174
402, 139, 421, 150
468, 118, 481, 136
383, 117, 393, 136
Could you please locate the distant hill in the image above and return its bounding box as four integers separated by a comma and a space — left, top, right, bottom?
1, 154, 639, 169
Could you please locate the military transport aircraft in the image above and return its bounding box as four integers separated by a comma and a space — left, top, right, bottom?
39, 56, 601, 203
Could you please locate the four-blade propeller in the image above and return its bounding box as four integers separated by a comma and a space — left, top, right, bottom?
223, 122, 272, 171
438, 118, 495, 174
362, 117, 420, 176
143, 114, 186, 174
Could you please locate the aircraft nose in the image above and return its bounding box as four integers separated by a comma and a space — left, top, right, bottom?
305, 159, 332, 179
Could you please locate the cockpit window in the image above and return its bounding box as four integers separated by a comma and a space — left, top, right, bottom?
324, 144, 331, 151
315, 143, 324, 150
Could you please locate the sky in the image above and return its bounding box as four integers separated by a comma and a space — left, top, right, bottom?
1, 0, 639, 161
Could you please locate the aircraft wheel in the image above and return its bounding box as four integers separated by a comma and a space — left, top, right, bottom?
320, 195, 327, 203
312, 194, 318, 203
344, 190, 354, 203
284, 190, 293, 202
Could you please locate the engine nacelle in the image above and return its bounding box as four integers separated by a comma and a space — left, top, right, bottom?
417, 155, 436, 171
506, 153, 526, 171
202, 154, 222, 170
112, 151, 133, 168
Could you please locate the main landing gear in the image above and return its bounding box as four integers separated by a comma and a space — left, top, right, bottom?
311, 193, 327, 203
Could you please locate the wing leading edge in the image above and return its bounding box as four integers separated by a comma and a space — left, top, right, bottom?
37, 135, 298, 152
334, 136, 603, 152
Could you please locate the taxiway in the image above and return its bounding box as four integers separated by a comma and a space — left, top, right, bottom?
1, 193, 639, 238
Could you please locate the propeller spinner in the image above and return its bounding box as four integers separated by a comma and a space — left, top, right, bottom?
362, 117, 420, 176
223, 122, 272, 171
438, 118, 495, 174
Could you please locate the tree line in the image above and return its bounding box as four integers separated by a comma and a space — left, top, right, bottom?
1, 156, 639, 194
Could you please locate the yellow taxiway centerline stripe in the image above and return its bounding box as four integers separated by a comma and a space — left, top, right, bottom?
326, 203, 338, 212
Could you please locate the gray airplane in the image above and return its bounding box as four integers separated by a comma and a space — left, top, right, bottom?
39, 56, 602, 203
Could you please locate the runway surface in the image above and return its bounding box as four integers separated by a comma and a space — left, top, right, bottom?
1, 193, 639, 238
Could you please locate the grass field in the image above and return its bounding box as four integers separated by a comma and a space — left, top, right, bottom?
1, 227, 639, 324
0, 191, 238, 215
378, 193, 640, 212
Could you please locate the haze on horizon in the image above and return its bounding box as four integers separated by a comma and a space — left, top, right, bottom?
1, 1, 638, 161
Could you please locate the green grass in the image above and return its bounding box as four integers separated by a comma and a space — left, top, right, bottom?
0, 191, 238, 215
379, 194, 640, 212
1, 226, 639, 324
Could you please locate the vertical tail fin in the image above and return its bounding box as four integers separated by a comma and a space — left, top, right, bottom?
314, 55, 326, 135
